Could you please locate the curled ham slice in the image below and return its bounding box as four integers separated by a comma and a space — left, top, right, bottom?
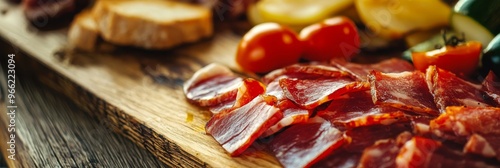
183, 63, 242, 107
184, 61, 500, 166
268, 118, 344, 168
262, 63, 353, 84
206, 95, 282, 156
233, 78, 266, 108
426, 66, 497, 112
314, 124, 412, 167
280, 77, 369, 109
261, 100, 310, 137
208, 78, 266, 114
369, 71, 439, 115
482, 71, 500, 104
318, 91, 408, 128
332, 58, 414, 81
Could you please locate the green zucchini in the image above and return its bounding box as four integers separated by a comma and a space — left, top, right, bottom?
403, 12, 494, 62
482, 34, 500, 76
455, 0, 500, 35
450, 12, 494, 48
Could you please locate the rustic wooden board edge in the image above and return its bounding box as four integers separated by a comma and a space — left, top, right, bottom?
17, 54, 210, 168
0, 2, 280, 167
0, 103, 30, 168
0, 57, 36, 168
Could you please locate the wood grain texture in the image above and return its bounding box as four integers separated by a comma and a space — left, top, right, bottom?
0, 51, 168, 167
0, 1, 280, 167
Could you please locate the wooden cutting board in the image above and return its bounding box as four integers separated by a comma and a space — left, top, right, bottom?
0, 2, 280, 167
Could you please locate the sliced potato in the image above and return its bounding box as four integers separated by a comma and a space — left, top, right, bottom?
256, 0, 353, 26
355, 0, 451, 39
247, 4, 308, 31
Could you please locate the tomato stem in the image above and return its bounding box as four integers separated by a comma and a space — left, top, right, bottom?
440, 29, 466, 47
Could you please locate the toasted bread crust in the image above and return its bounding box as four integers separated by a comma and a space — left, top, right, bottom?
92, 0, 213, 49
68, 10, 99, 51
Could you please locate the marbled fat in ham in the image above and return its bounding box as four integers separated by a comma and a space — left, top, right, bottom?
396, 136, 499, 168
430, 106, 500, 160
343, 123, 412, 152
280, 77, 369, 109
430, 106, 500, 137
262, 63, 353, 84
332, 58, 414, 81
426, 66, 497, 112
262, 99, 310, 137
358, 132, 413, 168
318, 91, 408, 128
463, 134, 499, 159
268, 118, 344, 168
206, 95, 283, 156
482, 71, 500, 104
184, 61, 500, 167
369, 71, 439, 115
208, 78, 265, 114
184, 63, 242, 107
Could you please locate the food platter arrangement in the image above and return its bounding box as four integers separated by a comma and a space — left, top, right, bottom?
1, 0, 500, 167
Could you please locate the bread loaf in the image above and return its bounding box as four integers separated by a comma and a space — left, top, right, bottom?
92, 0, 213, 49
68, 10, 99, 51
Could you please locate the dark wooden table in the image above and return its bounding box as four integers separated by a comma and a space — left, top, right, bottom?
0, 39, 168, 167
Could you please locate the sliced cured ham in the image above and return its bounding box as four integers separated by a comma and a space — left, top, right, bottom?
184, 63, 242, 107
311, 149, 361, 168
426, 66, 497, 112
332, 58, 414, 81
482, 71, 500, 94
233, 78, 266, 108
318, 91, 408, 128
358, 132, 413, 168
396, 136, 442, 168
463, 134, 498, 159
262, 63, 353, 84
314, 124, 412, 167
343, 123, 412, 152
280, 77, 369, 109
430, 106, 500, 160
427, 144, 500, 168
482, 71, 500, 104
205, 95, 282, 156
184, 60, 500, 165
369, 71, 439, 115
208, 78, 265, 114
396, 136, 500, 168
409, 116, 435, 137
262, 100, 310, 137
430, 106, 500, 137
208, 99, 235, 114
268, 118, 344, 168
265, 76, 286, 100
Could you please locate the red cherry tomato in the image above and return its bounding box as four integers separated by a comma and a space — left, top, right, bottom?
236, 23, 303, 73
299, 16, 360, 61
412, 41, 481, 76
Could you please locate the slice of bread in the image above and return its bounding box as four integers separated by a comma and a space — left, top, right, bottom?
92, 0, 213, 50
68, 10, 99, 51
